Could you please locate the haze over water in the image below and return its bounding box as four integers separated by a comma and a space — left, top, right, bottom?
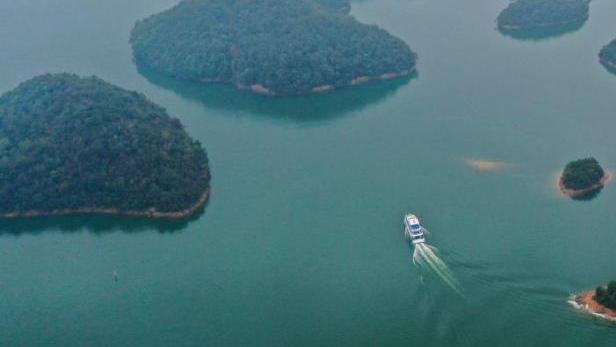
2, 0, 616, 345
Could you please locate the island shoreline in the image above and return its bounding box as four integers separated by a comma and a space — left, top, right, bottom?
178, 67, 415, 97
497, 18, 588, 32
570, 291, 616, 322
232, 68, 413, 96
556, 170, 612, 198
498, 17, 587, 32
0, 188, 210, 220
600, 57, 616, 71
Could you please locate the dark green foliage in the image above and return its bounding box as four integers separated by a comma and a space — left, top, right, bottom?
0, 73, 210, 214
130, 0, 416, 96
561, 157, 604, 190
497, 0, 590, 30
599, 39, 616, 71
595, 281, 616, 311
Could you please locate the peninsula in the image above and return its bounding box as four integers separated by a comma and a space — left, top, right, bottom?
599, 39, 616, 73
571, 282, 616, 322
130, 0, 416, 96
497, 0, 590, 35
558, 158, 610, 198
0, 73, 210, 219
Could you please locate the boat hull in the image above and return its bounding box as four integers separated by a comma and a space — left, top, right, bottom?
404, 213, 426, 244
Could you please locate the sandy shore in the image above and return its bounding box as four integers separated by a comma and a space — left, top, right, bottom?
464, 158, 506, 173
569, 291, 616, 322
0, 189, 209, 220
556, 170, 612, 198
234, 68, 414, 96
309, 69, 414, 94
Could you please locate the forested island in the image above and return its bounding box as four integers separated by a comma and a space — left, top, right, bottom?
130, 0, 416, 96
497, 0, 591, 37
572, 282, 616, 322
599, 39, 616, 73
0, 74, 210, 219
558, 158, 610, 198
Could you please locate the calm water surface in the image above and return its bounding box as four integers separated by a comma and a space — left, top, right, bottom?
1, 0, 616, 345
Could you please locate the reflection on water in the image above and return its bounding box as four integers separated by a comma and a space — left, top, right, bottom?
0, 202, 207, 235
138, 65, 415, 123
498, 20, 587, 41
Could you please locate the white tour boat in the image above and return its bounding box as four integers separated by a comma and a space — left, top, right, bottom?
404, 213, 426, 244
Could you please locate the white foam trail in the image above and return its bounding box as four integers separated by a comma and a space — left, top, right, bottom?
413, 243, 462, 295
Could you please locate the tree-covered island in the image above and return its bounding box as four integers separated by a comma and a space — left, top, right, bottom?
130, 0, 416, 96
599, 39, 616, 73
497, 0, 591, 36
572, 282, 616, 322
0, 73, 210, 219
558, 158, 610, 198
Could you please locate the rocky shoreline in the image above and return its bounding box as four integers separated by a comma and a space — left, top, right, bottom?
570, 291, 616, 322
0, 189, 209, 220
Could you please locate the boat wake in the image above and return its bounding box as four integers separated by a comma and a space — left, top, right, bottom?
404, 213, 462, 294
412, 242, 461, 294
414, 245, 461, 294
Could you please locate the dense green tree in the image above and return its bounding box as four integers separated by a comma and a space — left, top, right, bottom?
0, 74, 210, 215
595, 281, 616, 311
561, 157, 604, 190
130, 0, 416, 96
497, 0, 590, 31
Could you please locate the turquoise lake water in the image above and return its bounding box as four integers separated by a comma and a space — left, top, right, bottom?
2, 0, 616, 345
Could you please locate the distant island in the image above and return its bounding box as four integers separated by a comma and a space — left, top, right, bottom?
0, 73, 210, 219
130, 0, 416, 96
571, 282, 616, 322
497, 0, 590, 37
558, 158, 611, 198
599, 39, 616, 73
312, 0, 351, 13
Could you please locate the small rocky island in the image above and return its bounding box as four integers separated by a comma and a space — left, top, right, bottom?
0, 73, 210, 219
572, 282, 616, 322
558, 158, 610, 199
497, 0, 591, 37
130, 0, 416, 96
599, 39, 616, 73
